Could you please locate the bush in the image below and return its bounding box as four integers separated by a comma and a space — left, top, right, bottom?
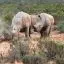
12, 37, 64, 64
3, 12, 13, 23
38, 38, 64, 64
0, 4, 19, 23
57, 21, 64, 33
38, 38, 57, 59
12, 37, 30, 57
22, 55, 47, 64
0, 19, 12, 41
1, 3, 64, 23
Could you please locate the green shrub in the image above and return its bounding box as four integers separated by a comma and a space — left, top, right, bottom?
38, 38, 64, 64
10, 36, 64, 64
1, 3, 64, 22
12, 37, 30, 57
57, 21, 64, 33
4, 14, 11, 21
22, 55, 47, 64
55, 45, 64, 64
38, 39, 57, 59
3, 12, 13, 23
0, 19, 12, 40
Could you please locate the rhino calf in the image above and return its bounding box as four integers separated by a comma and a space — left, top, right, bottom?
11, 11, 31, 38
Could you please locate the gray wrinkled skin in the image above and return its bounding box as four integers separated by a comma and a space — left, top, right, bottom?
32, 13, 54, 37
11, 11, 31, 38
11, 12, 54, 38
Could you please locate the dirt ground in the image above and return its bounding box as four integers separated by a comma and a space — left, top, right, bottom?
0, 30, 64, 42
30, 30, 64, 41
13, 30, 64, 42
50, 30, 64, 41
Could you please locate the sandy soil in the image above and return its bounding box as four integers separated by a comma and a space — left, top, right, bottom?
50, 31, 64, 41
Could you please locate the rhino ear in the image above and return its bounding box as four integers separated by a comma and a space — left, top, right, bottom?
38, 14, 40, 17
38, 14, 41, 19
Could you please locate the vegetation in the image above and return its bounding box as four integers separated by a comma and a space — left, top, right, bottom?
22, 55, 47, 64
0, 0, 64, 4
0, 0, 64, 64
0, 3, 64, 32
57, 21, 64, 33
11, 37, 64, 64
0, 3, 64, 22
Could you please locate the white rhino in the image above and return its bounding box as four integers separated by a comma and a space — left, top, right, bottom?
30, 15, 40, 33
31, 13, 54, 37
11, 11, 31, 38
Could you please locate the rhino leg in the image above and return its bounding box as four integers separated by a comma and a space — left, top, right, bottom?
25, 26, 30, 38
40, 26, 47, 37
45, 26, 51, 36
40, 30, 45, 37
30, 26, 35, 34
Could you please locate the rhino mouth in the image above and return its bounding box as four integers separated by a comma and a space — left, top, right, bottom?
20, 27, 26, 32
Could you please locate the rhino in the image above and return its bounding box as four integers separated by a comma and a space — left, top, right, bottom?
31, 13, 54, 37
11, 11, 31, 38
30, 15, 40, 33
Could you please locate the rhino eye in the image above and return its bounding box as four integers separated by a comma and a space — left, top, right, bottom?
13, 27, 16, 30
38, 15, 41, 19
38, 15, 40, 17
14, 28, 16, 30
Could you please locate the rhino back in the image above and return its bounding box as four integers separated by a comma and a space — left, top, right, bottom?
40, 13, 54, 26
12, 11, 31, 27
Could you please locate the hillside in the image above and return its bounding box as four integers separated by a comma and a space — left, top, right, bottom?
0, 0, 64, 4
